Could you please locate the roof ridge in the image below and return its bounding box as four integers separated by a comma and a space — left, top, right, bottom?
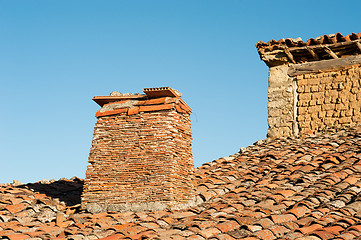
256, 32, 361, 49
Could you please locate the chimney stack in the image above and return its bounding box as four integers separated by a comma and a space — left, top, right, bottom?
81, 87, 196, 213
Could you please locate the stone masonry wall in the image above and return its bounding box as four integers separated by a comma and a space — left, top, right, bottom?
296, 64, 361, 136
267, 65, 295, 138
267, 63, 361, 139
81, 91, 196, 213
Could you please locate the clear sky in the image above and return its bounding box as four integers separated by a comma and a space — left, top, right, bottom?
1, 0, 360, 183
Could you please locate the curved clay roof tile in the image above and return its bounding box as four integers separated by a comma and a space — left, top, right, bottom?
277, 38, 285, 44
268, 39, 278, 46
343, 35, 351, 42
320, 35, 329, 44
297, 40, 307, 47
285, 38, 296, 47
307, 38, 320, 46
335, 32, 345, 42
349, 32, 361, 40
255, 40, 267, 48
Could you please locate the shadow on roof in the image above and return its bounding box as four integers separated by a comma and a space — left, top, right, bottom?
18, 178, 83, 206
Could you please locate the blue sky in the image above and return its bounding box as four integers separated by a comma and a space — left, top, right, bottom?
1, 0, 360, 183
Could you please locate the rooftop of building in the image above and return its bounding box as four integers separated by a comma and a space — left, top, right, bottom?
1, 125, 361, 239
256, 32, 361, 67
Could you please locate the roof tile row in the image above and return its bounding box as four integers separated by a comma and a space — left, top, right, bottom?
256, 32, 361, 50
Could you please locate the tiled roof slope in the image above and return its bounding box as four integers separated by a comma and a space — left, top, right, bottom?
256, 32, 361, 49
256, 32, 361, 66
2, 127, 361, 239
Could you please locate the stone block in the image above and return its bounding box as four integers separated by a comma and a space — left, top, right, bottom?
352, 115, 361, 122
316, 98, 324, 105
324, 97, 331, 104
309, 100, 316, 106
349, 94, 357, 102
297, 79, 307, 86
339, 93, 350, 103
297, 85, 305, 93
326, 111, 333, 117
298, 107, 308, 115
345, 109, 353, 117
308, 105, 321, 114
324, 118, 336, 125
335, 103, 347, 110
299, 93, 312, 101
318, 111, 326, 118
310, 86, 319, 92
339, 117, 352, 124
322, 104, 335, 111
312, 92, 324, 100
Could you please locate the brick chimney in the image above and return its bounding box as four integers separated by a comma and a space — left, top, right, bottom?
256, 32, 361, 138
81, 87, 197, 213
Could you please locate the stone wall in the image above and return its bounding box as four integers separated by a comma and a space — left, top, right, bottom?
267, 62, 361, 138
267, 65, 295, 138
297, 64, 361, 136
81, 89, 196, 213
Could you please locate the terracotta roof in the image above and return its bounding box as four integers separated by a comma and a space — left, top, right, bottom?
2, 126, 361, 239
256, 32, 361, 67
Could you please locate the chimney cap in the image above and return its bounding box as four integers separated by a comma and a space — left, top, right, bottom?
92, 94, 146, 107
92, 87, 184, 107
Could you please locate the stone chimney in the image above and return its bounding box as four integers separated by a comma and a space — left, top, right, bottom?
81, 87, 196, 213
256, 32, 361, 138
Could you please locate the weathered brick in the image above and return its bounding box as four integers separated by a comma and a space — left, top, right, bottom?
127, 106, 139, 115
139, 103, 174, 112
82, 89, 196, 213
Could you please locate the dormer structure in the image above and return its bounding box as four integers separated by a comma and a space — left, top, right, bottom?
257, 32, 361, 138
